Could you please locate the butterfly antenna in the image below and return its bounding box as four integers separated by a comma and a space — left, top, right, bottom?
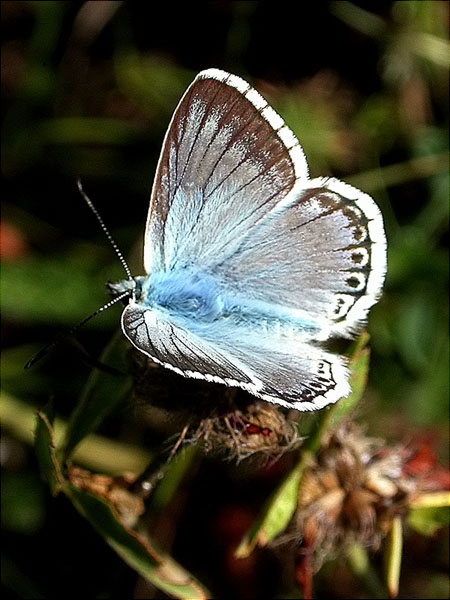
24, 289, 131, 369
76, 179, 133, 281
26, 181, 135, 369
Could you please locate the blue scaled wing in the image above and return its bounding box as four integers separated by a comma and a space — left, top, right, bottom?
143, 69, 308, 275
123, 69, 386, 409
121, 303, 350, 411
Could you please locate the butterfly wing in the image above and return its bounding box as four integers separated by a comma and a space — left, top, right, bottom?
144, 69, 386, 337
122, 302, 349, 410
127, 69, 386, 409
143, 69, 308, 274
214, 177, 386, 338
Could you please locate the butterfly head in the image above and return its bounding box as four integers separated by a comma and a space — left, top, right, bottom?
107, 277, 144, 306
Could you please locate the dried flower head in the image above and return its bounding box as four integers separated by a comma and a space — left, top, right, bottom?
295, 422, 446, 571
192, 400, 302, 462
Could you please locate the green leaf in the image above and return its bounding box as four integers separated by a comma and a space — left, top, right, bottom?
60, 333, 131, 461
66, 484, 210, 599
33, 403, 210, 598
2, 392, 150, 475
347, 543, 387, 599
34, 404, 64, 495
384, 515, 403, 599
328, 331, 371, 428
236, 461, 304, 557
115, 52, 191, 118
408, 501, 450, 537
147, 445, 199, 513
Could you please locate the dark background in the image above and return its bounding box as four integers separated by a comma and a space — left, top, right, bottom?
2, 1, 448, 598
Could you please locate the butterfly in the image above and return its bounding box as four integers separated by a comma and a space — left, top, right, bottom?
108, 68, 387, 411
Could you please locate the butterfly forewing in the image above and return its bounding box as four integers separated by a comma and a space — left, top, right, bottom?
144, 69, 308, 274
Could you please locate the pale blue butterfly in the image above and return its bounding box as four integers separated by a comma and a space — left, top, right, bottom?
109, 69, 387, 411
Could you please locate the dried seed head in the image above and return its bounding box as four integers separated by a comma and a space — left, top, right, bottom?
193, 400, 302, 462
294, 422, 446, 571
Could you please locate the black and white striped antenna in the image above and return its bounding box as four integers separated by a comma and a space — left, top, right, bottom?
76, 179, 133, 281
25, 180, 133, 369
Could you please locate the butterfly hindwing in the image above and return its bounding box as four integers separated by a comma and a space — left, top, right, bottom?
122, 302, 350, 410
213, 177, 386, 338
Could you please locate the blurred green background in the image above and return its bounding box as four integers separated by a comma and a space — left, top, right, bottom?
2, 1, 448, 598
